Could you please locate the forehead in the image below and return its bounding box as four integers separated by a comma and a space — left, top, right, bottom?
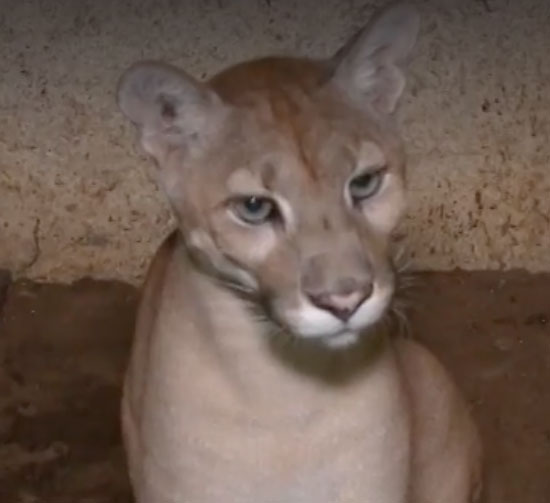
225, 140, 385, 195
217, 97, 387, 197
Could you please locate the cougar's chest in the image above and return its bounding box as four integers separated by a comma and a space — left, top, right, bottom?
134, 336, 412, 503
180, 408, 408, 502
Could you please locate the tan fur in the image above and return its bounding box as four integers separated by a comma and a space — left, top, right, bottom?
118, 4, 482, 502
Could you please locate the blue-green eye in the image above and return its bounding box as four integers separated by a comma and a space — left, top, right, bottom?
232, 196, 278, 225
348, 169, 385, 202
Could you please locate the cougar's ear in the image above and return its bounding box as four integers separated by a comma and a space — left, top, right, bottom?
331, 3, 420, 114
117, 61, 227, 163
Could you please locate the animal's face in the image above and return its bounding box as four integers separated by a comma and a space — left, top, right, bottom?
117, 3, 419, 348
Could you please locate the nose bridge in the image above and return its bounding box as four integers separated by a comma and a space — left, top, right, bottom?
300, 219, 372, 295
300, 206, 358, 256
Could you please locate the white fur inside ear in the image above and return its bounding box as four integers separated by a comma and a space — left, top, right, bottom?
332, 3, 420, 114
118, 61, 228, 169
353, 64, 406, 114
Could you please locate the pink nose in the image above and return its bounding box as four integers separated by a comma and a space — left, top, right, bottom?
307, 285, 373, 321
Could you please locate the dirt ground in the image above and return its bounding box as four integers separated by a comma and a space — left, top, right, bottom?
0, 270, 549, 502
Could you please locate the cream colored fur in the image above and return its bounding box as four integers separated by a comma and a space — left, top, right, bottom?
117, 3, 483, 502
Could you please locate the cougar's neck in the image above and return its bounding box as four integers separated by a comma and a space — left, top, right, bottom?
173, 233, 390, 399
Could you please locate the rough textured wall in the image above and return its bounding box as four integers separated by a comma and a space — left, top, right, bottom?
1, 0, 549, 284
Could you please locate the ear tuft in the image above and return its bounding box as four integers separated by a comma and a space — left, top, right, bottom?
332, 2, 420, 114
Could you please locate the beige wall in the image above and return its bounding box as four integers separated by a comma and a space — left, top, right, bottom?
1, 0, 549, 284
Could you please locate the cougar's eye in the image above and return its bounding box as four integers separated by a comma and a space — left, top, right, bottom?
348, 169, 385, 203
231, 196, 278, 225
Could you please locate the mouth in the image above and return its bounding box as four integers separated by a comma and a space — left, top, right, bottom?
275, 283, 394, 348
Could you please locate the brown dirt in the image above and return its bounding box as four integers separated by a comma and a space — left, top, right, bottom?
0, 271, 549, 502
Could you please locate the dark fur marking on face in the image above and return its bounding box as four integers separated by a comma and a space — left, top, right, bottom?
268, 91, 319, 181
261, 162, 277, 190
322, 216, 331, 231
295, 136, 318, 181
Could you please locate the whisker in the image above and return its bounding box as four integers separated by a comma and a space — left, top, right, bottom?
387, 242, 422, 339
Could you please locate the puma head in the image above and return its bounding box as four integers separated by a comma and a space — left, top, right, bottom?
117, 3, 419, 348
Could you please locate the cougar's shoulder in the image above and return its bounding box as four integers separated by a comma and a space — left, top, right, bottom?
393, 337, 484, 503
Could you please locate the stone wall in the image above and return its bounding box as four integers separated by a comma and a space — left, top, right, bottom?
1, 0, 549, 283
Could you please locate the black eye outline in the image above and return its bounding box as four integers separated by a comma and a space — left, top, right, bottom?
230, 195, 280, 225
348, 168, 386, 204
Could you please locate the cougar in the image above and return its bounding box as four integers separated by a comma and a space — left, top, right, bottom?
116, 3, 482, 502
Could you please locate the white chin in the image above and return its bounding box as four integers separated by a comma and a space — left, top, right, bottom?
282, 284, 393, 345
322, 331, 360, 349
